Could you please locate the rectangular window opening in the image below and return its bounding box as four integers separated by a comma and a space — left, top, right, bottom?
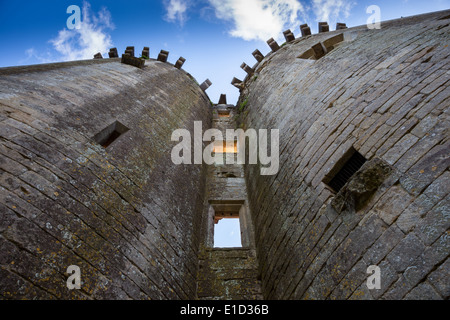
218, 110, 231, 118
324, 148, 367, 193
209, 201, 245, 248
213, 140, 237, 154
214, 215, 242, 248
93, 121, 129, 148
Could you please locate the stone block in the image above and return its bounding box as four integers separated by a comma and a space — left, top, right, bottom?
312, 42, 327, 59
174, 57, 186, 69
331, 158, 393, 213
231, 77, 243, 89
427, 258, 450, 298
252, 49, 264, 62
300, 24, 311, 37
125, 46, 135, 57
404, 282, 443, 300
121, 54, 145, 68
266, 38, 280, 52
400, 144, 449, 196
93, 52, 103, 59
141, 47, 150, 58
414, 197, 450, 246
283, 29, 295, 42
200, 79, 212, 91
240, 62, 254, 75
386, 233, 426, 272
157, 50, 169, 62
108, 47, 118, 58
336, 22, 347, 30
318, 22, 330, 33
363, 225, 404, 265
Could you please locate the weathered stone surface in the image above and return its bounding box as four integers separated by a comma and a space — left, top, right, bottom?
197, 248, 263, 300
0, 58, 211, 299
386, 233, 426, 272
404, 282, 443, 300
239, 10, 449, 300
427, 258, 450, 298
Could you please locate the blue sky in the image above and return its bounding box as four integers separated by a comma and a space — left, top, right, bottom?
214, 218, 241, 247
0, 0, 449, 104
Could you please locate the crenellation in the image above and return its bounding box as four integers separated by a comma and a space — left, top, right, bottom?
300, 23, 311, 37
125, 46, 135, 57
283, 29, 295, 42
252, 49, 264, 62
266, 37, 280, 52
318, 22, 330, 33
157, 49, 169, 62
174, 56, 186, 69
142, 46, 150, 58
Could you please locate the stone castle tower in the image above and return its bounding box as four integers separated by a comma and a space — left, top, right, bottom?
0, 10, 448, 300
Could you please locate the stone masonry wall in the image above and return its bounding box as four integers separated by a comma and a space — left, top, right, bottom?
196, 104, 262, 299
0, 58, 211, 299
238, 11, 449, 299
197, 248, 263, 300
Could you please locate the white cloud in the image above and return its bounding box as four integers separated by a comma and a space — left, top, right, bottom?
164, 0, 190, 26
49, 1, 114, 61
207, 0, 355, 42
208, 0, 305, 42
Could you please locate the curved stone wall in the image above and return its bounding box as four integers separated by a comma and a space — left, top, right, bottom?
0, 58, 211, 299
238, 11, 449, 299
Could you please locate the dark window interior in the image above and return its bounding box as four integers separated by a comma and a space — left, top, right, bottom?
93, 121, 129, 148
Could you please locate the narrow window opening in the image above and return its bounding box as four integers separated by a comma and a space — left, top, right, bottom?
218, 110, 231, 118
208, 201, 246, 248
324, 148, 367, 193
93, 121, 129, 148
213, 140, 237, 153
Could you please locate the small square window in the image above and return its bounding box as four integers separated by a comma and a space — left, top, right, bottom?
324, 148, 367, 193
93, 121, 129, 148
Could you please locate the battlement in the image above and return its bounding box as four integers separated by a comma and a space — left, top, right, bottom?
231, 9, 450, 91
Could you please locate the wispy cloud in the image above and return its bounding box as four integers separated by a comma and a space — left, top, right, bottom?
311, 0, 354, 22
163, 0, 190, 26
208, 0, 305, 42
19, 48, 56, 65
49, 1, 114, 61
